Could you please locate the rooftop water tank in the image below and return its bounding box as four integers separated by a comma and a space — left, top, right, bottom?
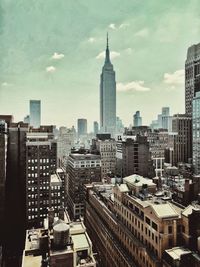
53, 220, 69, 248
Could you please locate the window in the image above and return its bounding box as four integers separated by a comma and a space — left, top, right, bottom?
168, 238, 173, 247
168, 225, 172, 234
177, 225, 182, 233
152, 221, 157, 231
145, 217, 150, 225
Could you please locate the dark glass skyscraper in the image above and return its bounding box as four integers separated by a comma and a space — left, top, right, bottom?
100, 34, 116, 136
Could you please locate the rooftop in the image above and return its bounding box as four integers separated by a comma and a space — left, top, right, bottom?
22, 254, 42, 267
165, 247, 191, 260
118, 183, 129, 192
72, 234, 89, 251
151, 203, 179, 218
182, 204, 200, 217
22, 219, 96, 267
69, 153, 100, 160
123, 174, 156, 187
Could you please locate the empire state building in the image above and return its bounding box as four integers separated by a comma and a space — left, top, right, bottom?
100, 34, 116, 136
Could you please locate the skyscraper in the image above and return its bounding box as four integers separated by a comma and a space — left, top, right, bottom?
93, 121, 99, 135
100, 34, 116, 136
161, 107, 172, 131
30, 100, 41, 128
26, 126, 57, 227
91, 134, 116, 180
185, 43, 200, 115
162, 107, 170, 116
77, 118, 87, 138
67, 152, 101, 218
0, 120, 7, 244
116, 136, 152, 178
133, 111, 142, 127
172, 114, 192, 164
192, 92, 200, 174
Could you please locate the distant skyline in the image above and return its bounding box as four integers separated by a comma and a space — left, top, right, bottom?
0, 0, 200, 131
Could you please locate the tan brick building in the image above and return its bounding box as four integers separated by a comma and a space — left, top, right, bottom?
84, 175, 200, 267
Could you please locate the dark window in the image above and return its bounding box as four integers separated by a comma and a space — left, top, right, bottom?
152, 221, 157, 231
168, 238, 173, 247
177, 225, 182, 233
168, 225, 173, 234
145, 217, 150, 225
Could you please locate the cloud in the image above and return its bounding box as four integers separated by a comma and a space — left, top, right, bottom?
88, 37, 95, 43
1, 82, 12, 87
163, 69, 184, 85
51, 52, 64, 60
46, 66, 56, 73
108, 23, 130, 30
109, 23, 116, 30
117, 81, 151, 92
124, 47, 133, 54
135, 28, 149, 37
96, 51, 120, 60
119, 23, 130, 29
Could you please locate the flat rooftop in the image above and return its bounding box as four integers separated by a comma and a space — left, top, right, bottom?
123, 174, 156, 187
69, 153, 100, 160
151, 203, 179, 218
72, 234, 89, 250
22, 254, 42, 267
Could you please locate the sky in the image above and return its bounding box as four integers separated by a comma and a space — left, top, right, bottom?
0, 0, 200, 131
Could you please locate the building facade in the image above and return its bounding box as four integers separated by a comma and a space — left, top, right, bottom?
22, 209, 96, 267
172, 114, 192, 165
185, 43, 200, 115
93, 121, 99, 136
0, 120, 7, 244
100, 35, 116, 136
116, 136, 152, 178
30, 100, 41, 128
26, 127, 57, 227
192, 91, 200, 174
133, 111, 142, 127
91, 135, 116, 180
67, 153, 101, 219
57, 126, 75, 167
2, 119, 29, 264
85, 177, 200, 267
77, 119, 87, 138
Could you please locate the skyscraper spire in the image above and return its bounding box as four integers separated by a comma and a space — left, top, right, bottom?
105, 32, 111, 64
100, 33, 116, 137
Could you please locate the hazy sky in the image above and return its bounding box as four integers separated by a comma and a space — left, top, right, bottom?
0, 0, 200, 131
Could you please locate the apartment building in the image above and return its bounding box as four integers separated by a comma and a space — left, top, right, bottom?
84, 175, 200, 267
